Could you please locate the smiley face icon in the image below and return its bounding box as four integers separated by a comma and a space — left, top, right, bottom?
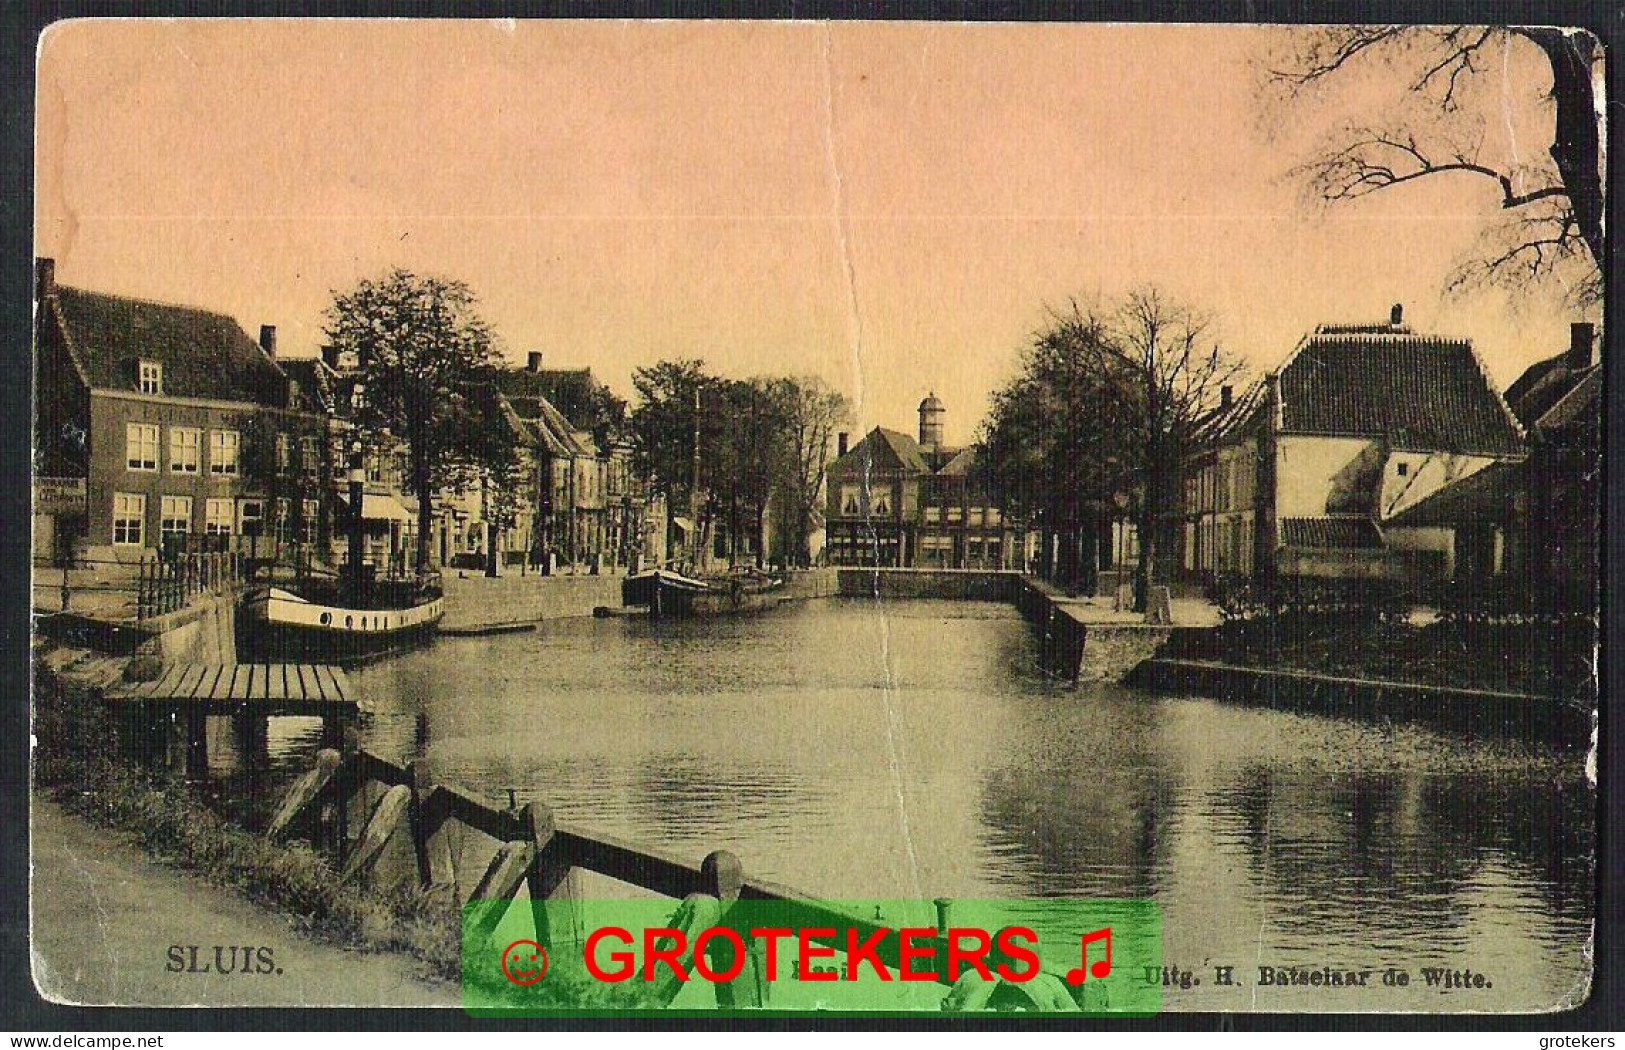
501, 939, 548, 985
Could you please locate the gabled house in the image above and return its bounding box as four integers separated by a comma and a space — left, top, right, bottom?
33, 258, 327, 564
824, 396, 1015, 568
1183, 306, 1526, 583
1389, 321, 1598, 604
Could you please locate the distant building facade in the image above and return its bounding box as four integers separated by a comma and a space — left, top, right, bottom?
1183, 307, 1527, 583
33, 258, 328, 564
824, 396, 1015, 568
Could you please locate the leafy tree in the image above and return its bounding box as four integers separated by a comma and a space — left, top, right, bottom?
324, 269, 508, 572
1266, 26, 1603, 305
629, 359, 726, 560
979, 310, 1139, 593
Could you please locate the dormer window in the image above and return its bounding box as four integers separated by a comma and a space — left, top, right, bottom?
138, 360, 163, 395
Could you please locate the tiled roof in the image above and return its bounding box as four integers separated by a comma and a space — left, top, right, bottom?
936, 448, 978, 476
831, 427, 930, 476
49, 285, 287, 406
1505, 351, 1600, 433
1278, 332, 1523, 456
274, 357, 331, 414
1279, 516, 1384, 550
1194, 381, 1268, 445
498, 366, 617, 433
1536, 368, 1600, 434
506, 391, 597, 457
1384, 461, 1522, 529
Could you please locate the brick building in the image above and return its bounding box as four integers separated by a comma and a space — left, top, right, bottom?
824, 395, 1015, 568
33, 258, 328, 564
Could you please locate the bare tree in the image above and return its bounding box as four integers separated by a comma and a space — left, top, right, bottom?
1106, 290, 1247, 611
769, 376, 850, 568
982, 291, 1244, 609
1268, 26, 1603, 306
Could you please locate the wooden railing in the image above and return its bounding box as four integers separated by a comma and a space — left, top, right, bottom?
32, 553, 243, 621
137, 551, 243, 620
267, 747, 1086, 1011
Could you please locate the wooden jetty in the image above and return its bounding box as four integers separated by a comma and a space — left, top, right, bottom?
106, 663, 357, 779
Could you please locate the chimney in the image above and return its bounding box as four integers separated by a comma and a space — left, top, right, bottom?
1220, 385, 1233, 410
35, 257, 55, 301
527, 351, 544, 373
1390, 303, 1404, 327
1568, 322, 1595, 369
837, 432, 849, 457
258, 324, 277, 359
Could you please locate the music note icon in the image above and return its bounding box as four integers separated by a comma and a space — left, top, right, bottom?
1065, 927, 1112, 985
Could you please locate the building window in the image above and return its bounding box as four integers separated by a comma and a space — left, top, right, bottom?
946, 506, 963, 523
273, 497, 293, 543
169, 426, 201, 474
125, 423, 158, 471
300, 436, 320, 473
238, 500, 264, 537
987, 508, 1002, 526
968, 507, 985, 527
160, 495, 193, 537
209, 430, 240, 475
112, 493, 145, 545
1397, 462, 1409, 476
205, 498, 234, 535
138, 360, 163, 395
924, 506, 941, 524
301, 499, 320, 544
275, 434, 291, 472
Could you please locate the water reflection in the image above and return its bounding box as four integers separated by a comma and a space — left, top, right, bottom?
256, 597, 1590, 1010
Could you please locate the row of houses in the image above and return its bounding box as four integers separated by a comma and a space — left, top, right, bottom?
821, 304, 1597, 608
32, 259, 652, 574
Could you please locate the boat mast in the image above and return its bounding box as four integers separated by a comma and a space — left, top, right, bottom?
690, 382, 702, 570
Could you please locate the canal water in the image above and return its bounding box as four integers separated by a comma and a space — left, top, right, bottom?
266, 597, 1593, 1012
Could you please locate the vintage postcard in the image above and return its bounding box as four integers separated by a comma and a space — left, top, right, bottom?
29, 19, 1599, 1015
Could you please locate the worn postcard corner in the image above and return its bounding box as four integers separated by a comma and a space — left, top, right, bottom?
29, 19, 1599, 1015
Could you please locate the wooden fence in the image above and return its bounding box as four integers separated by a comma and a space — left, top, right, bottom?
136, 551, 243, 620
267, 746, 1086, 1011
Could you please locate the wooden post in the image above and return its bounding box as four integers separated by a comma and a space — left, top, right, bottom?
466, 841, 536, 950
702, 849, 768, 1010
406, 760, 434, 889
184, 708, 209, 780
520, 802, 583, 951
266, 748, 342, 840
340, 783, 413, 883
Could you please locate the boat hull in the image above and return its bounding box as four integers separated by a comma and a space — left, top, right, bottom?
622, 571, 784, 618
241, 587, 444, 663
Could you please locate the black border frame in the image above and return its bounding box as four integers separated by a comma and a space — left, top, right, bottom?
1, 0, 1618, 1033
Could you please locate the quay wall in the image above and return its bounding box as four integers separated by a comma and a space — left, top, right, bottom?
34, 594, 239, 665
439, 571, 624, 630
1128, 658, 1592, 749
837, 568, 1022, 602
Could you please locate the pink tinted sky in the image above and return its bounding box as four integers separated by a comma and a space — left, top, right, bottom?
35, 20, 1595, 445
